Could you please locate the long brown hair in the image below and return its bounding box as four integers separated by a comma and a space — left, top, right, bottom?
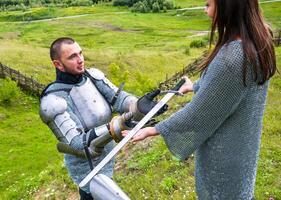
200, 0, 276, 85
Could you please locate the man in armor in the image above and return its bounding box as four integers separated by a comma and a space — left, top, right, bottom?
39, 37, 166, 200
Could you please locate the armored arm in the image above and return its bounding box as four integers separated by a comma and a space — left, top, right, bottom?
40, 94, 81, 144
40, 94, 132, 158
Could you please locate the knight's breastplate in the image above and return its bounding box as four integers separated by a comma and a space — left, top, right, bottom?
69, 78, 111, 130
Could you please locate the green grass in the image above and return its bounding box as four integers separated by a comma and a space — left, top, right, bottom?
172, 0, 205, 8
0, 79, 76, 199
261, 2, 281, 29
0, 2, 280, 199
0, 5, 126, 22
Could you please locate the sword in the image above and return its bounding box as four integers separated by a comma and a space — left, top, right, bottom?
79, 79, 186, 188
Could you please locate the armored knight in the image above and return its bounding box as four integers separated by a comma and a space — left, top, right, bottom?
40, 67, 165, 199
39, 37, 166, 200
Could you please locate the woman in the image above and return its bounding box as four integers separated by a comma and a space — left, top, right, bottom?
123, 0, 276, 199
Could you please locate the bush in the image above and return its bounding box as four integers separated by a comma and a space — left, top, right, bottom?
108, 63, 129, 86
113, 0, 131, 6
6, 4, 27, 11
107, 63, 155, 96
69, 0, 93, 6
163, 0, 173, 9
131, 1, 150, 13
0, 78, 21, 105
190, 39, 208, 48
115, 0, 173, 13
152, 2, 160, 13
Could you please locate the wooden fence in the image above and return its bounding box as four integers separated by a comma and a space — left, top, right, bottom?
0, 63, 45, 96
158, 51, 208, 90
274, 30, 281, 46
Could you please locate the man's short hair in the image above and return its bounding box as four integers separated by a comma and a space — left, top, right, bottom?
50, 37, 75, 60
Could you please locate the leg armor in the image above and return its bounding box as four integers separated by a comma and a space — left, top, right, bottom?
90, 174, 130, 200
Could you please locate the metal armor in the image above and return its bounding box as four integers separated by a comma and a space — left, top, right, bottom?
90, 174, 130, 200
40, 94, 80, 144
40, 75, 112, 144
70, 78, 112, 131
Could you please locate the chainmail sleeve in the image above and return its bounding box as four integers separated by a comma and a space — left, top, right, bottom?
155, 42, 248, 160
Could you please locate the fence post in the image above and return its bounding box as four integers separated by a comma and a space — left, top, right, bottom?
279, 30, 281, 46
17, 70, 20, 85
0, 63, 4, 78
9, 67, 12, 78
31, 76, 34, 90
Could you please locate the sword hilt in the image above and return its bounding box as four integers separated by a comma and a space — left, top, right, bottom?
172, 78, 186, 91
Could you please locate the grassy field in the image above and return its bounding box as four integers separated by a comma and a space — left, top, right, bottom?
0, 3, 208, 96
0, 1, 280, 199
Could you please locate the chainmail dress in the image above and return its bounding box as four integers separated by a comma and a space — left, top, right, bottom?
155, 40, 269, 200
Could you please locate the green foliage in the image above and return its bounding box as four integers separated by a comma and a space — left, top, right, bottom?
69, 0, 93, 6
0, 78, 20, 105
160, 177, 177, 193
114, 0, 174, 13
152, 1, 160, 13
134, 70, 155, 95
127, 144, 167, 170
108, 62, 129, 85
0, 0, 99, 10
131, 1, 149, 13
189, 38, 208, 48
108, 63, 155, 96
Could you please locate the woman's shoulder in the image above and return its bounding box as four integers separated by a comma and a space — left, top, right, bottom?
214, 40, 245, 72
220, 40, 244, 59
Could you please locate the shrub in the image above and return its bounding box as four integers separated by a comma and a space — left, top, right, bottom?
163, 0, 173, 9
152, 2, 160, 13
108, 63, 129, 86
190, 39, 208, 48
115, 0, 173, 13
131, 1, 150, 13
113, 0, 131, 6
69, 0, 93, 6
0, 78, 21, 105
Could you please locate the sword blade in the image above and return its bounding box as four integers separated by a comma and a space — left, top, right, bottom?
79, 92, 175, 188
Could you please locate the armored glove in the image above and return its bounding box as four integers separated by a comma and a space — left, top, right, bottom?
131, 89, 168, 121
88, 112, 134, 157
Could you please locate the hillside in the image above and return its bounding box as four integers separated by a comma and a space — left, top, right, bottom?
0, 0, 281, 199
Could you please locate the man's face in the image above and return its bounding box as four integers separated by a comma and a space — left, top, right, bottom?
53, 42, 85, 75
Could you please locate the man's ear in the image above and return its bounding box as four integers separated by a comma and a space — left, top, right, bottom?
53, 60, 65, 72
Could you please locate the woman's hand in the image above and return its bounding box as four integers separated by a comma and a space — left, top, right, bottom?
122, 127, 159, 142
178, 76, 193, 94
